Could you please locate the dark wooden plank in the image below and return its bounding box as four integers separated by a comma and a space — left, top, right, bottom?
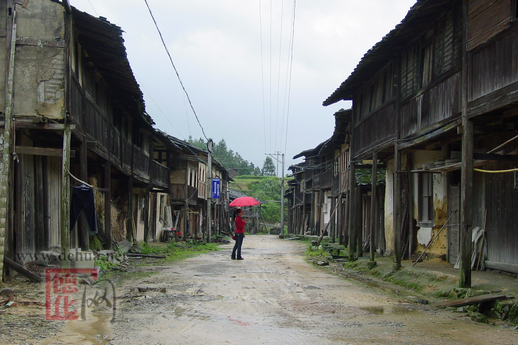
3, 257, 42, 282
436, 293, 508, 308
468, 0, 511, 51
15, 146, 75, 158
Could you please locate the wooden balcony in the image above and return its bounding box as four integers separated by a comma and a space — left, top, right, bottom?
70, 76, 168, 186
313, 169, 334, 190
151, 161, 169, 189
353, 103, 396, 159
171, 184, 198, 205
400, 71, 461, 138
133, 145, 150, 181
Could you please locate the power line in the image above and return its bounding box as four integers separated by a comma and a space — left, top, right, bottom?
284, 0, 296, 154
259, 0, 267, 156
140, 84, 184, 138
143, 0, 208, 141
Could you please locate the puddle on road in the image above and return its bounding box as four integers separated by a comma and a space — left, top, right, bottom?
40, 309, 113, 345
174, 306, 186, 318
360, 305, 417, 315
174, 306, 210, 321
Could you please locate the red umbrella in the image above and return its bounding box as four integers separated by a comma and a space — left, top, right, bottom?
229, 196, 261, 207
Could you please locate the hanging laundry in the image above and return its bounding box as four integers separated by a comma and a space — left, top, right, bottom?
70, 184, 98, 235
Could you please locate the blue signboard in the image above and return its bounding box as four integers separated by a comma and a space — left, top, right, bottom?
212, 178, 220, 199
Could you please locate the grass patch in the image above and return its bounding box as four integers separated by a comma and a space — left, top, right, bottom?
305, 243, 328, 258
137, 241, 220, 263
382, 270, 424, 292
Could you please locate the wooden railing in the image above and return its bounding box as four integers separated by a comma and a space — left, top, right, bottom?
353, 103, 396, 158
151, 161, 169, 189
400, 72, 461, 138
313, 169, 334, 190
170, 184, 198, 205
133, 145, 150, 181
70, 76, 170, 187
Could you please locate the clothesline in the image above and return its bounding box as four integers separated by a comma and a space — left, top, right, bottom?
66, 169, 94, 188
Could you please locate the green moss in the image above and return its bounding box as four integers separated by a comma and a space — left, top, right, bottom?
89, 235, 102, 251
342, 261, 359, 269
508, 303, 518, 324
469, 311, 488, 323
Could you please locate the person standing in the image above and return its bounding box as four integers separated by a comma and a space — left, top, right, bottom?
231, 208, 246, 260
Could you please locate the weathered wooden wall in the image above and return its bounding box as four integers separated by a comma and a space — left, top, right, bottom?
468, 0, 511, 51
470, 27, 518, 103
484, 161, 518, 268
353, 103, 396, 158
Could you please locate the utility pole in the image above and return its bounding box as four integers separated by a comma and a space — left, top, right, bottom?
266, 152, 285, 237
207, 139, 213, 243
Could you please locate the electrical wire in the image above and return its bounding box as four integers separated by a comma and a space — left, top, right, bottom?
283, 0, 296, 154
259, 0, 296, 168
140, 84, 184, 138
274, 0, 285, 153
143, 0, 208, 141
259, 0, 267, 156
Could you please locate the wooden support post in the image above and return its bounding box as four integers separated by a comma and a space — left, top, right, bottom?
393, 49, 402, 270
79, 139, 89, 249
104, 161, 112, 249
348, 162, 357, 260
61, 121, 72, 268
329, 198, 338, 243
460, 119, 473, 287
126, 177, 135, 244
407, 153, 414, 260
394, 147, 402, 270
459, 0, 472, 288
0, 4, 18, 280
143, 185, 150, 243
370, 152, 378, 264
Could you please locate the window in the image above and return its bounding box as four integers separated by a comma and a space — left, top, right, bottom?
418, 173, 434, 226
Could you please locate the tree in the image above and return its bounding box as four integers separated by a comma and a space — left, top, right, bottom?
262, 157, 276, 176
187, 137, 259, 177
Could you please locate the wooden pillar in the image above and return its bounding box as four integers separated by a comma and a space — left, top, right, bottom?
459, 0, 472, 288
348, 162, 357, 260
407, 154, 414, 260
184, 200, 189, 239
79, 139, 89, 249
60, 121, 72, 268
330, 197, 336, 242
460, 120, 473, 287
143, 184, 151, 243
184, 165, 190, 239
393, 147, 402, 269
393, 49, 402, 270
104, 161, 112, 250
370, 152, 378, 263
0, 3, 18, 279
126, 177, 135, 244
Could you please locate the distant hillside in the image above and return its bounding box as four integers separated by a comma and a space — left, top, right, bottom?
230, 175, 289, 224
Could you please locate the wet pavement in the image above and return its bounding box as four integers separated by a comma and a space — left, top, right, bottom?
1, 235, 517, 344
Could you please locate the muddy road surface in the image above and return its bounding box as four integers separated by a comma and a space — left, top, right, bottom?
43, 235, 516, 344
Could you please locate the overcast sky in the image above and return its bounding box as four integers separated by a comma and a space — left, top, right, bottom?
70, 0, 416, 175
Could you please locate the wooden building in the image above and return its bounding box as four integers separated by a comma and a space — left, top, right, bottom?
324, 0, 518, 283
287, 110, 358, 247
166, 134, 230, 240
0, 0, 230, 280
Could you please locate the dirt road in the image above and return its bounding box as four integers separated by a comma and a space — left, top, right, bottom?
44, 235, 517, 344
